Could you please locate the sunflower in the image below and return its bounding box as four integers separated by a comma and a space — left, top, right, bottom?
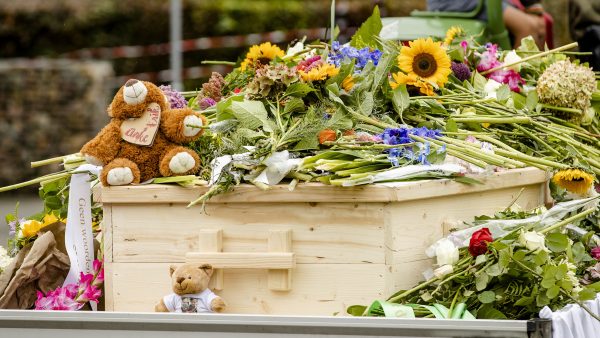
240, 42, 285, 71
443, 26, 463, 46
341, 75, 355, 92
397, 38, 451, 89
552, 168, 595, 195
299, 63, 340, 82
390, 71, 435, 96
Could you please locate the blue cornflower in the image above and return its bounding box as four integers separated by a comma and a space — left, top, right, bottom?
379, 127, 442, 165
327, 41, 382, 73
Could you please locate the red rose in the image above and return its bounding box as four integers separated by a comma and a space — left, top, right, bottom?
469, 227, 493, 256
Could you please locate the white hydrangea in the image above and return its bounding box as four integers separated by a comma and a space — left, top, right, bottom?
536, 59, 596, 123
0, 246, 12, 272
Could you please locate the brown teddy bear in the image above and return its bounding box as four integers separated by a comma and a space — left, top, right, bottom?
81, 79, 206, 186
155, 263, 226, 313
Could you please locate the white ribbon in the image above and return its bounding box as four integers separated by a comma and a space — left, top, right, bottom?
63, 164, 101, 309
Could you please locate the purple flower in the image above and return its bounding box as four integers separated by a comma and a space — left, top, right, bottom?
199, 97, 217, 110
592, 247, 600, 260
7, 218, 24, 237
451, 62, 471, 81
159, 85, 188, 109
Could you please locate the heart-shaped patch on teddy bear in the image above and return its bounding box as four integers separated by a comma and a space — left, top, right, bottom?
120, 102, 161, 146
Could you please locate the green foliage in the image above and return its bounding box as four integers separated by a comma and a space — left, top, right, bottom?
349, 5, 382, 49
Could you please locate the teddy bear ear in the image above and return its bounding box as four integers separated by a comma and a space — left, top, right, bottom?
199, 264, 213, 277
169, 264, 178, 277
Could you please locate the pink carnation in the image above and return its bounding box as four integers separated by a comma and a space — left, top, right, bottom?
477, 44, 524, 92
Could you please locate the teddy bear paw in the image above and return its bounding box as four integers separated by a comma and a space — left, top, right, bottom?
169, 152, 196, 174
183, 115, 203, 137
106, 167, 134, 185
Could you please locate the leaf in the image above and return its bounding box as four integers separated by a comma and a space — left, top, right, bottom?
477, 290, 496, 304
473, 72, 487, 91
216, 94, 244, 121
285, 83, 315, 98
578, 287, 597, 301
371, 50, 397, 92
546, 233, 569, 252
445, 119, 458, 133
391, 85, 410, 119
477, 304, 507, 319
476, 272, 489, 291
346, 305, 367, 316
512, 92, 526, 110
349, 5, 382, 49
359, 91, 374, 115
555, 264, 568, 280
534, 250, 549, 265
526, 91, 538, 111
572, 242, 594, 263
514, 296, 534, 306
498, 249, 511, 268
231, 100, 275, 133
283, 97, 305, 115
546, 285, 560, 299
486, 263, 503, 276
496, 85, 511, 102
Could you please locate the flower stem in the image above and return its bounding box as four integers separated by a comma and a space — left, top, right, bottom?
540, 206, 598, 234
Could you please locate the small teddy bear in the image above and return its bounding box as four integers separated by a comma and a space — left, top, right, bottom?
155, 263, 226, 313
80, 79, 206, 186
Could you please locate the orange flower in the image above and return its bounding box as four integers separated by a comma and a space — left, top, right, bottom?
318, 129, 337, 144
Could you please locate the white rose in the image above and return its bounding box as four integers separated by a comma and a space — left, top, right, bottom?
484, 79, 502, 99
519, 231, 547, 251
434, 264, 454, 279
435, 238, 460, 266
504, 50, 522, 72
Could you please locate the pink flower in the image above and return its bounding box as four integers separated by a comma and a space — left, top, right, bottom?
460, 40, 468, 54
35, 286, 83, 311
297, 55, 322, 72
489, 69, 524, 92
592, 247, 600, 260
76, 284, 102, 303
477, 44, 501, 72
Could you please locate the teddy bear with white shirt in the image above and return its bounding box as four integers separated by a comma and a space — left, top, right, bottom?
155, 263, 226, 313
80, 79, 206, 186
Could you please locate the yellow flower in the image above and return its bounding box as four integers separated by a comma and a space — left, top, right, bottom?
341, 76, 355, 92
443, 26, 463, 46
397, 38, 451, 89
552, 168, 595, 195
299, 63, 340, 82
20, 214, 64, 238
240, 42, 285, 71
21, 220, 44, 238
390, 72, 435, 96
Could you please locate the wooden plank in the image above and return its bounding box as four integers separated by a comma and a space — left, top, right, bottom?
110, 263, 385, 315
384, 184, 544, 265
198, 229, 223, 290
102, 205, 114, 311
110, 202, 385, 264
186, 252, 295, 269
97, 168, 548, 204
268, 230, 292, 291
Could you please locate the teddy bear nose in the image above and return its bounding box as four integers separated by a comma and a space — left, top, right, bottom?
176, 277, 185, 284
125, 79, 139, 87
